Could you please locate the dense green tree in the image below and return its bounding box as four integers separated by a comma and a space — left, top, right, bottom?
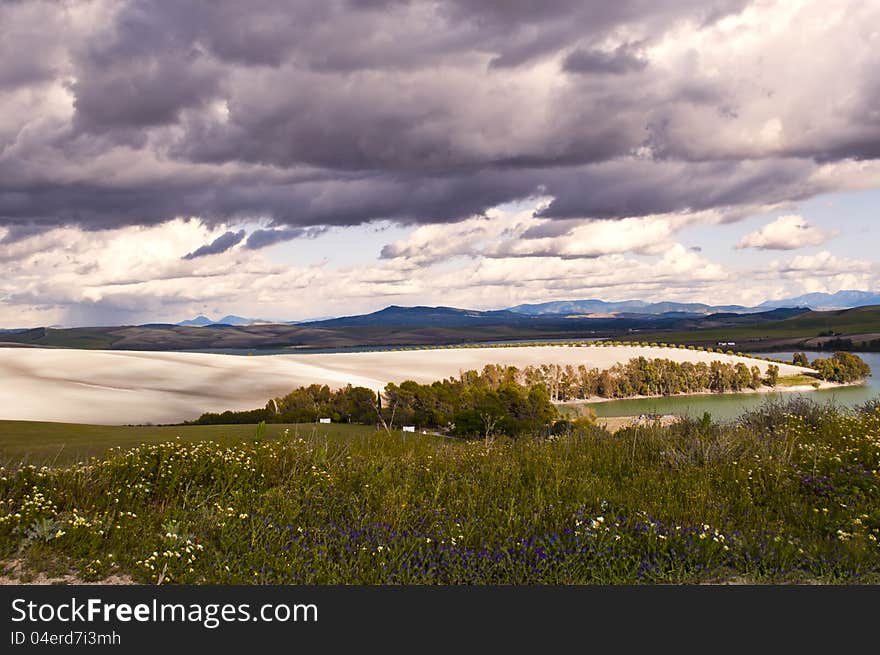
811, 352, 871, 383
750, 366, 762, 390
764, 364, 779, 387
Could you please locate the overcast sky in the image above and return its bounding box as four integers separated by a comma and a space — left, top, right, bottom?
1, 0, 879, 327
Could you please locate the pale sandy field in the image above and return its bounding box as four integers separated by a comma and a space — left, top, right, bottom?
0, 345, 811, 425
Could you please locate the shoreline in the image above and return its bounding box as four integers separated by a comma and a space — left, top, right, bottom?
556, 379, 865, 406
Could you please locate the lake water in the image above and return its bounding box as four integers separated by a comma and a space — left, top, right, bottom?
591, 351, 880, 420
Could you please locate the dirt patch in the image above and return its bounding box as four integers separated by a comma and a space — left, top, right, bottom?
598, 415, 681, 433
0, 559, 135, 585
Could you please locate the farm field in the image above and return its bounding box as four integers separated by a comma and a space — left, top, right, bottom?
0, 344, 810, 425
635, 306, 880, 350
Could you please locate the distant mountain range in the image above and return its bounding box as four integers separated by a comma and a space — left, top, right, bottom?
296, 305, 809, 329
5, 304, 875, 352
507, 299, 754, 316
176, 315, 264, 327
302, 305, 537, 328
757, 290, 880, 311
172, 289, 879, 328
509, 290, 880, 317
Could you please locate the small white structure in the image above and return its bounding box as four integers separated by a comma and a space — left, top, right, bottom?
402, 425, 416, 432
319, 418, 331, 424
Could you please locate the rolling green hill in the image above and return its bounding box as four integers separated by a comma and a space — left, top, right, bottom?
1, 305, 877, 352
634, 305, 880, 350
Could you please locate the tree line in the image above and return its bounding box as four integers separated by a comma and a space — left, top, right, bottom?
187, 353, 873, 437
505, 358, 776, 401
189, 384, 379, 426
812, 338, 880, 353
189, 354, 869, 437
188, 376, 559, 439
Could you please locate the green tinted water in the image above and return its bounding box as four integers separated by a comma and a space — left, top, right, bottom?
590, 351, 879, 420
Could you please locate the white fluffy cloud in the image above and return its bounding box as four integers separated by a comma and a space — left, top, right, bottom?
3, 191, 878, 328
1, 214, 877, 328
381, 201, 733, 263
485, 217, 675, 258
736, 215, 835, 250
753, 250, 877, 297
772, 250, 873, 275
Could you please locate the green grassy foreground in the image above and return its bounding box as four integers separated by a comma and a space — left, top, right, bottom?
1, 399, 879, 584
0, 421, 378, 465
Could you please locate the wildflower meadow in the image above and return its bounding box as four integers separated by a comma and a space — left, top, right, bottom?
1, 398, 878, 584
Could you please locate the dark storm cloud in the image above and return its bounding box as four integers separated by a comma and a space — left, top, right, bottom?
519, 219, 583, 239
72, 58, 220, 133
563, 46, 648, 75
534, 159, 820, 220
1, 0, 879, 237
451, 0, 751, 68
182, 230, 245, 259
244, 226, 328, 249
70, 2, 222, 133
0, 1, 65, 90
0, 224, 45, 244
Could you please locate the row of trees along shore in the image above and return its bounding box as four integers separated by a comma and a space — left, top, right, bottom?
811, 337, 880, 352
190, 352, 870, 438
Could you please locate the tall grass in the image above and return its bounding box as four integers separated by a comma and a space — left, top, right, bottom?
1, 399, 878, 584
